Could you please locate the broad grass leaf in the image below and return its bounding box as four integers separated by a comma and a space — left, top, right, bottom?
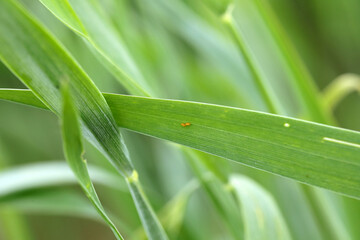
2, 90, 359, 200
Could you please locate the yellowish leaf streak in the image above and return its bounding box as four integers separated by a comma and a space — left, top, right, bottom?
322, 137, 360, 149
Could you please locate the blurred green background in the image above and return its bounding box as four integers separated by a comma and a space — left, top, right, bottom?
0, 0, 359, 239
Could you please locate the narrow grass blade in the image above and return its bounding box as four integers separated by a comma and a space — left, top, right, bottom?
322, 73, 360, 111
230, 174, 292, 240
39, 0, 152, 96
126, 171, 168, 240
37, 0, 87, 37
232, 0, 332, 123
141, 0, 263, 109
221, 4, 280, 114
61, 85, 123, 240
3, 90, 359, 199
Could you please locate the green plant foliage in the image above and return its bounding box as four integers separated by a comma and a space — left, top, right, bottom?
0, 1, 168, 239
0, 0, 359, 239
1, 89, 359, 199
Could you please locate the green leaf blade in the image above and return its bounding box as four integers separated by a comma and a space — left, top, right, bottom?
38, 0, 87, 37
61, 84, 124, 240
2, 89, 359, 199
126, 171, 169, 240
111, 94, 360, 197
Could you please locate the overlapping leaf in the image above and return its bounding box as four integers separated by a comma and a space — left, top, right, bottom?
61, 84, 123, 239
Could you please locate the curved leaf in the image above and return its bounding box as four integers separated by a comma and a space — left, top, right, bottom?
0, 161, 124, 197
230, 174, 292, 240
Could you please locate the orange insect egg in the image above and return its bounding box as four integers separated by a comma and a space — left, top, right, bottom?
181, 123, 186, 127
185, 122, 191, 126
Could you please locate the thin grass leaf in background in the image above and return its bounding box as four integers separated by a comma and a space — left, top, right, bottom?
230, 174, 292, 240
183, 148, 244, 239
322, 73, 360, 112
132, 179, 200, 240
39, 0, 152, 97
232, 0, 332, 123
0, 161, 124, 197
